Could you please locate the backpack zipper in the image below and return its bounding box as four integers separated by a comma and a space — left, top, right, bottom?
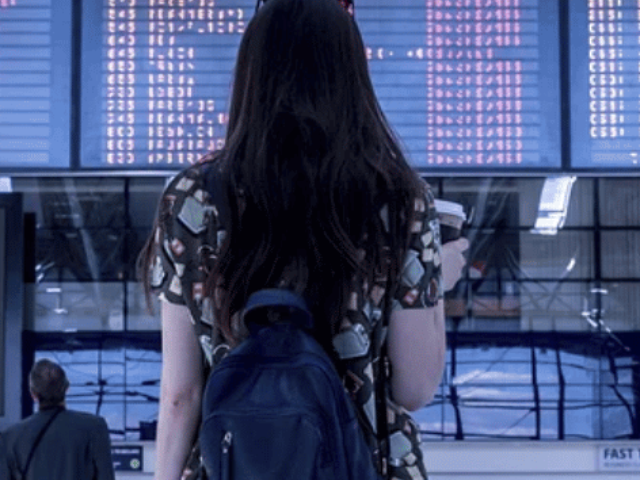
221, 431, 232, 480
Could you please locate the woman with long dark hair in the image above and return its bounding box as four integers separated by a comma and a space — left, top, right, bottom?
139, 1, 465, 478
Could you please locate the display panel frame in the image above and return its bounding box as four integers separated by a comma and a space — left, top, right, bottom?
0, 193, 23, 429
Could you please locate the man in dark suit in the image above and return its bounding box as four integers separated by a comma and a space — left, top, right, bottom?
1, 358, 115, 480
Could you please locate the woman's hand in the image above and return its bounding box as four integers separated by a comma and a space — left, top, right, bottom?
441, 237, 469, 292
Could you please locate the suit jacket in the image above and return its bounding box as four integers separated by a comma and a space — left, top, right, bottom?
1, 407, 115, 480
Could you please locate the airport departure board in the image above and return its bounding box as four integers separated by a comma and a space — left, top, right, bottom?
81, 0, 242, 168
80, 0, 562, 170
570, 0, 640, 169
1, 1, 640, 171
0, 0, 71, 168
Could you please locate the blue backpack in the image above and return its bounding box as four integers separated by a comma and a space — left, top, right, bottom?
199, 289, 381, 480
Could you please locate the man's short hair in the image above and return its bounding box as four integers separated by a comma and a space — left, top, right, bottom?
29, 358, 69, 408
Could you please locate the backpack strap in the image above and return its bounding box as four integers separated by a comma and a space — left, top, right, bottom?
19, 407, 63, 479
243, 289, 314, 334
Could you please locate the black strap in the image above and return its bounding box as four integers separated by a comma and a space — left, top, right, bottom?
19, 407, 63, 479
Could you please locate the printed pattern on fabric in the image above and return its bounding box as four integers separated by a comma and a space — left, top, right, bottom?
149, 159, 443, 480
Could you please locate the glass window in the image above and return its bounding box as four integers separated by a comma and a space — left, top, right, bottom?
11, 176, 639, 443
32, 282, 125, 331
600, 282, 640, 332
421, 332, 639, 441
34, 340, 161, 441
601, 232, 640, 279
518, 231, 594, 280
599, 179, 640, 227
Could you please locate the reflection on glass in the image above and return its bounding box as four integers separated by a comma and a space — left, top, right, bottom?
34, 282, 125, 331
599, 179, 640, 227
12, 176, 639, 443
423, 335, 639, 441
36, 345, 161, 441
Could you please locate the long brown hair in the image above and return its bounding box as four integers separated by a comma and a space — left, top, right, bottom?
138, 0, 424, 348
208, 0, 424, 346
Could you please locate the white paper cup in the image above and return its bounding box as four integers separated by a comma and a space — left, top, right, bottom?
434, 199, 467, 243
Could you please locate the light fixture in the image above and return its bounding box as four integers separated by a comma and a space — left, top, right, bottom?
531, 176, 577, 235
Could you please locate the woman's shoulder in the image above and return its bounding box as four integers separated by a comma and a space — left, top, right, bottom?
163, 155, 217, 199
155, 155, 222, 241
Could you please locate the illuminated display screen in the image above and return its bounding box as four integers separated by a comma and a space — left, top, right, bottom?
372, 0, 561, 169
570, 0, 640, 169
4, 1, 639, 172
81, 0, 244, 168
80, 0, 561, 170
0, 0, 71, 168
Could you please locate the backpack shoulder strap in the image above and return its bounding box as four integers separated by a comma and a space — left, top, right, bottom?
19, 407, 63, 479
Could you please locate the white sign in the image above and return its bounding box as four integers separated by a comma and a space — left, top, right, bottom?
598, 445, 640, 471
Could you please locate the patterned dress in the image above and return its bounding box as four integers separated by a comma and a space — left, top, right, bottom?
149, 159, 443, 480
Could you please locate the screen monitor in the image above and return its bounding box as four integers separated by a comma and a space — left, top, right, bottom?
368, 0, 562, 170
80, 0, 562, 171
0, 0, 72, 169
80, 0, 242, 169
569, 0, 640, 169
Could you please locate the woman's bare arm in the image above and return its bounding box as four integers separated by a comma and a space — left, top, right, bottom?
387, 300, 446, 411
155, 301, 204, 480
441, 238, 469, 292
